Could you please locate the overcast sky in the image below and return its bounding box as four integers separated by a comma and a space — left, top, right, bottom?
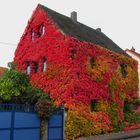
0, 0, 140, 67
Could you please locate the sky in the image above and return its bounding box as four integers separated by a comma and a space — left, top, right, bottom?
0, 0, 140, 67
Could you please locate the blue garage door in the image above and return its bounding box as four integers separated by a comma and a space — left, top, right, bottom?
0, 104, 40, 140
48, 108, 65, 140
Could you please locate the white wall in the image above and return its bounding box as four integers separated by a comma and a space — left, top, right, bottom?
126, 51, 140, 97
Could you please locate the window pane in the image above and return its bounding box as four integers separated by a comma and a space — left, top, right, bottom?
31, 31, 34, 41
26, 64, 30, 75
42, 57, 47, 72
42, 61, 46, 72
90, 100, 97, 112
120, 64, 127, 78
90, 57, 96, 68
33, 62, 38, 73
41, 26, 45, 36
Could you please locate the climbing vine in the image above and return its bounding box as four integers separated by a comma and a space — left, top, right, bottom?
14, 5, 140, 139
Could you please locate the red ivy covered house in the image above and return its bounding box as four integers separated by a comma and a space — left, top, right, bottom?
14, 4, 139, 138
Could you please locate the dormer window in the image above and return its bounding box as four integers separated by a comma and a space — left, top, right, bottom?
26, 63, 30, 76
42, 57, 47, 72
120, 63, 127, 78
31, 30, 35, 41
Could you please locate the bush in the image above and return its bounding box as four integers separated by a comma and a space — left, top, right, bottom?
35, 93, 55, 120
0, 65, 29, 101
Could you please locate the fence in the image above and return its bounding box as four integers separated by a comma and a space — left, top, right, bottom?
48, 108, 65, 140
0, 104, 40, 140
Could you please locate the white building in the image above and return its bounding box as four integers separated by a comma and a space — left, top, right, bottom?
125, 47, 140, 97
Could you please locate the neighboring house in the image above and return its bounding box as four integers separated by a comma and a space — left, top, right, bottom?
125, 47, 140, 96
0, 67, 6, 78
14, 4, 139, 138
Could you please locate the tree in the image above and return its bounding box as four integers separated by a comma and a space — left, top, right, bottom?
0, 64, 29, 101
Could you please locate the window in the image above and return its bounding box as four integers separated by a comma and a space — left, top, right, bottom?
90, 100, 97, 112
70, 49, 76, 59
37, 26, 41, 37
77, 72, 80, 79
33, 62, 38, 73
33, 24, 45, 39
42, 57, 47, 72
90, 57, 96, 68
41, 25, 45, 36
31, 30, 35, 41
120, 63, 127, 78
123, 100, 133, 113
26, 63, 30, 76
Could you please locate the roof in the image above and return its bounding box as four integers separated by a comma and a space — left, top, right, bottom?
125, 49, 140, 59
38, 4, 129, 57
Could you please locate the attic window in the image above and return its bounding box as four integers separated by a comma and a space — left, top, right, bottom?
120, 63, 127, 78
42, 57, 47, 72
33, 62, 38, 73
41, 25, 45, 36
90, 57, 96, 68
26, 63, 30, 76
31, 30, 35, 41
37, 24, 45, 37
90, 100, 97, 112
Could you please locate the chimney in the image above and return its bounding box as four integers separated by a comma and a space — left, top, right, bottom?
71, 11, 77, 22
131, 46, 135, 52
96, 28, 101, 32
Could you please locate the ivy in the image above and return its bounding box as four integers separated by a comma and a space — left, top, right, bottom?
13, 6, 140, 138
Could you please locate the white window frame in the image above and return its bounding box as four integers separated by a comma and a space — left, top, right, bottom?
31, 31, 35, 41
41, 25, 45, 36
26, 63, 30, 76
42, 58, 47, 72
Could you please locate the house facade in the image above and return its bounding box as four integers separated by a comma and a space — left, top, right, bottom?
125, 47, 140, 96
14, 4, 139, 139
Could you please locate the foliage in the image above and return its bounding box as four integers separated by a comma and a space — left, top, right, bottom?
35, 93, 55, 120
0, 64, 29, 101
124, 102, 140, 124
65, 109, 113, 140
65, 111, 100, 140
124, 112, 140, 124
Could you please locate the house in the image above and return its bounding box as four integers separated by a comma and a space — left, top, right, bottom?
0, 67, 6, 78
125, 47, 140, 96
14, 4, 139, 139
